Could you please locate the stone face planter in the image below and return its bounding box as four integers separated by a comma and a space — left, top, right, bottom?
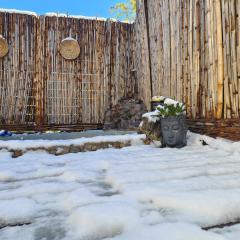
160, 115, 188, 148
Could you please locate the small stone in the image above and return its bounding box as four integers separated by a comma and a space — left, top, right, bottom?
12, 150, 23, 158
69, 145, 81, 153
139, 117, 162, 143
55, 146, 70, 155
47, 147, 57, 155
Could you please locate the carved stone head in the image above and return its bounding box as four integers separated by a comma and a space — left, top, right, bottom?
161, 115, 188, 148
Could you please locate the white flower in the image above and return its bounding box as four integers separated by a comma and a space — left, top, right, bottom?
164, 98, 178, 106
156, 104, 164, 110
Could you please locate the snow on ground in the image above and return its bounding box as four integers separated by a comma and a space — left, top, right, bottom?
0, 132, 240, 240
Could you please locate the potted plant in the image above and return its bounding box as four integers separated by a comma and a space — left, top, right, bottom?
157, 98, 188, 148
151, 96, 165, 111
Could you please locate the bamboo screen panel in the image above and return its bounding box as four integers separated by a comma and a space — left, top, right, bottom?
0, 13, 38, 125
136, 0, 240, 120
0, 11, 136, 127
39, 16, 108, 124
39, 16, 136, 125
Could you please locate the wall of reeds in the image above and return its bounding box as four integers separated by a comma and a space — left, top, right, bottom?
136, 0, 240, 120
0, 11, 136, 128
1, 1, 240, 137
0, 12, 38, 126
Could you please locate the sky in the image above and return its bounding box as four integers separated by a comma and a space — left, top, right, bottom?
0, 0, 119, 18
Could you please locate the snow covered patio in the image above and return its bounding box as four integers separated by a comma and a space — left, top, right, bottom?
0, 132, 240, 240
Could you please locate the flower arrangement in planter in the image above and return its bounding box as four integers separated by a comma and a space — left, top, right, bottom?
156, 97, 188, 148
156, 98, 185, 117
140, 96, 188, 148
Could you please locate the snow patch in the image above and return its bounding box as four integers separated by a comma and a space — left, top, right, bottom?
0, 8, 37, 17
0, 198, 38, 224
45, 12, 117, 22
0, 133, 145, 151
0, 132, 240, 239
113, 222, 225, 240
0, 9, 132, 23
66, 202, 139, 239
142, 110, 160, 123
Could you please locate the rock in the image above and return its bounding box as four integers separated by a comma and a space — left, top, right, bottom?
55, 146, 70, 155
7, 140, 134, 158
83, 143, 99, 151
139, 116, 162, 144
12, 149, 23, 158
47, 147, 57, 155
69, 145, 81, 153
103, 97, 147, 130
112, 141, 131, 149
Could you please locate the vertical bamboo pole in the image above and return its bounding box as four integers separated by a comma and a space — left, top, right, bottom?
215, 0, 224, 119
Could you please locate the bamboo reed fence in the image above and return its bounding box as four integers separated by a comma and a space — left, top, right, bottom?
136, 0, 240, 120
1, 2, 240, 138
0, 11, 136, 129
135, 0, 240, 139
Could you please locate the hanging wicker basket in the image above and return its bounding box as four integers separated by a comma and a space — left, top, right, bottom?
59, 37, 80, 60
0, 36, 8, 58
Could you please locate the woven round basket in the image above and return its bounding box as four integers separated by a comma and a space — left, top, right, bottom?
0, 36, 8, 58
59, 37, 80, 60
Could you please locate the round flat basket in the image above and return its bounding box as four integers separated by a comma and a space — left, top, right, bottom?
59, 37, 80, 60
0, 36, 8, 58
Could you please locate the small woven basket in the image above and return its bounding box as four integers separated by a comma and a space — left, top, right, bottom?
59, 37, 80, 60
0, 36, 8, 58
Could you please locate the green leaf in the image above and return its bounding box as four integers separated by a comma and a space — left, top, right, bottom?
156, 102, 186, 118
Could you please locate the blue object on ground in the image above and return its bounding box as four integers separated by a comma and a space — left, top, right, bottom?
0, 130, 12, 137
